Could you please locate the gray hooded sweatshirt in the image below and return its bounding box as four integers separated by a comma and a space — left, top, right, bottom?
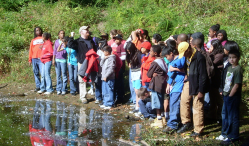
100, 54, 116, 80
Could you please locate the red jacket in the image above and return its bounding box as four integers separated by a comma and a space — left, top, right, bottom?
79, 49, 99, 82
40, 40, 53, 64
29, 124, 54, 146
113, 52, 123, 78
141, 55, 155, 86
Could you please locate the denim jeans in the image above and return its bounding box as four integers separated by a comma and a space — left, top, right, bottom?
40, 61, 53, 92
221, 95, 240, 140
68, 64, 79, 93
114, 68, 125, 103
204, 92, 210, 115
151, 90, 164, 110
32, 58, 42, 89
55, 62, 67, 92
167, 92, 181, 129
102, 113, 113, 140
32, 100, 52, 132
138, 99, 156, 118
129, 69, 136, 104
95, 77, 102, 101
56, 102, 67, 133
102, 79, 115, 107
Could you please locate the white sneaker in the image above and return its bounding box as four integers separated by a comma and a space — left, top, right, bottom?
88, 88, 93, 94
91, 92, 95, 96
44, 92, 52, 95
57, 91, 61, 95
104, 106, 111, 110
61, 91, 66, 95
100, 105, 106, 108
216, 135, 227, 141
135, 112, 142, 117
95, 100, 100, 104
37, 90, 44, 94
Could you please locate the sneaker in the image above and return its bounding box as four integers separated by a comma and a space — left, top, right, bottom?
190, 132, 201, 137
88, 88, 93, 94
91, 92, 95, 96
134, 112, 142, 117
148, 117, 155, 121
61, 91, 66, 96
129, 109, 139, 114
71, 93, 76, 96
163, 126, 176, 134
57, 91, 61, 95
100, 105, 106, 108
151, 118, 163, 128
81, 99, 88, 104
44, 92, 52, 95
37, 90, 45, 94
176, 123, 193, 134
216, 135, 227, 141
95, 100, 100, 104
104, 106, 111, 110
34, 88, 40, 92
220, 138, 238, 146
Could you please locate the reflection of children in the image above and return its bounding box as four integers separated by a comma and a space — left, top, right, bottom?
29, 100, 54, 146
218, 49, 242, 145
137, 87, 156, 119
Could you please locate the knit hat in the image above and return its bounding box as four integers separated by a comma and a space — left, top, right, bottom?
178, 42, 189, 59
140, 42, 152, 50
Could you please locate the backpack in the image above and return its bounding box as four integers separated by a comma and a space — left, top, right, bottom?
199, 49, 215, 79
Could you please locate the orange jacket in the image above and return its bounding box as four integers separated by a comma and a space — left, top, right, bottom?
141, 55, 155, 86
29, 36, 44, 62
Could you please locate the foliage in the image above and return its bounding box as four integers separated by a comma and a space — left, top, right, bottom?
0, 0, 249, 83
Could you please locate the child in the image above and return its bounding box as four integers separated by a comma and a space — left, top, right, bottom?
162, 43, 186, 133
57, 36, 79, 96
100, 46, 116, 110
216, 30, 228, 47
141, 42, 153, 91
29, 27, 44, 92
38, 32, 54, 94
113, 34, 126, 104
208, 39, 224, 120
152, 34, 162, 45
207, 24, 220, 49
147, 45, 167, 128
126, 42, 142, 114
137, 87, 156, 120
94, 39, 107, 104
218, 49, 242, 145
176, 34, 188, 45
53, 30, 68, 95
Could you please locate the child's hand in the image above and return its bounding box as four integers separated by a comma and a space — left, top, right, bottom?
169, 66, 175, 72
104, 56, 109, 59
103, 78, 107, 82
128, 63, 131, 68
197, 92, 204, 99
153, 73, 158, 77
166, 85, 170, 94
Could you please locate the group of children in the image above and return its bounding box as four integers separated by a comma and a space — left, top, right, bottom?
29, 24, 242, 145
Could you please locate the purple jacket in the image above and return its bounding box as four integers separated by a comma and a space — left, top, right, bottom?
53, 39, 67, 59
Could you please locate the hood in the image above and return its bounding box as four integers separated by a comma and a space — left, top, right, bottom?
44, 39, 53, 46
86, 49, 98, 57
109, 54, 116, 60
154, 58, 167, 73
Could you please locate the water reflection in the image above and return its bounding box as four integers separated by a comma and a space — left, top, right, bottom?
0, 98, 143, 146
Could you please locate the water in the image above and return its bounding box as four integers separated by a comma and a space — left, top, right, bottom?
0, 97, 142, 146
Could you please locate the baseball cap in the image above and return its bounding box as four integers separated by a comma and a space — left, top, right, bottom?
113, 34, 123, 39
140, 41, 152, 50
178, 42, 189, 59
79, 26, 90, 34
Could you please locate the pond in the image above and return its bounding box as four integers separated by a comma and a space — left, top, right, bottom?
0, 97, 143, 146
